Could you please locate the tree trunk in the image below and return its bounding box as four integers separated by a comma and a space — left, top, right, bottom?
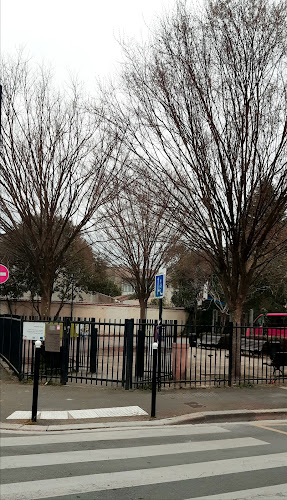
139, 298, 147, 321
40, 285, 52, 319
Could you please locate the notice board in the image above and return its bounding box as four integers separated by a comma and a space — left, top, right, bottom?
23, 322, 45, 341
45, 324, 61, 352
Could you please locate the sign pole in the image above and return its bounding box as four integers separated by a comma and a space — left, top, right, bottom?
159, 298, 163, 324
158, 298, 162, 391
154, 268, 166, 392
31, 340, 42, 422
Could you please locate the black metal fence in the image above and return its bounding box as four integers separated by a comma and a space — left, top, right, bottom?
1, 315, 287, 387
0, 315, 22, 376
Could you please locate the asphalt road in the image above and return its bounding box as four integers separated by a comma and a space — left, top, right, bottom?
1, 420, 287, 499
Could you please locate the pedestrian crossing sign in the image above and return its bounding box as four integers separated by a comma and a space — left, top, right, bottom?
155, 271, 166, 298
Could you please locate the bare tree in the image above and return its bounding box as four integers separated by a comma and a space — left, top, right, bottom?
0, 55, 123, 317
169, 246, 211, 327
114, 0, 287, 376
0, 226, 121, 317
99, 173, 179, 320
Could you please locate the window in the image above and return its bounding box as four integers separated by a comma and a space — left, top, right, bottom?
121, 283, 134, 295
266, 315, 287, 327
254, 316, 264, 327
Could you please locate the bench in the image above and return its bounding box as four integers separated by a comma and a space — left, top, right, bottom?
270, 351, 287, 376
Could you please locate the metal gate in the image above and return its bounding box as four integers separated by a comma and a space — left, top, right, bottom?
2, 315, 286, 387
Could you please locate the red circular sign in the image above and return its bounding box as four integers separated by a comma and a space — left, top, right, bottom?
0, 264, 9, 284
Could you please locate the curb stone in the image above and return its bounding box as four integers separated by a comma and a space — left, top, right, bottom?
1, 408, 287, 432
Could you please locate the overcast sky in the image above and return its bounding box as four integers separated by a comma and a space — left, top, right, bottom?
2, 0, 177, 91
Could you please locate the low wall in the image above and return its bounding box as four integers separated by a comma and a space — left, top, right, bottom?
0, 299, 188, 324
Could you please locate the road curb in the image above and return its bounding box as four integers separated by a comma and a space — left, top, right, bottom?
170, 408, 287, 425
1, 408, 287, 432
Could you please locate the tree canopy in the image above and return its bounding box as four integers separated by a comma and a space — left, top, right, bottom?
105, 0, 287, 376
0, 55, 123, 317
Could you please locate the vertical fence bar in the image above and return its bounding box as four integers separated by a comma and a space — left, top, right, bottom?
121, 319, 126, 388
90, 318, 97, 373
18, 318, 23, 380
111, 320, 116, 385
158, 322, 162, 391
95, 321, 100, 385
125, 319, 134, 390
228, 323, 233, 386
101, 320, 106, 385
105, 321, 111, 385
76, 332, 80, 373
60, 318, 70, 385
161, 321, 168, 387
173, 320, 177, 343
116, 319, 121, 387
136, 319, 145, 380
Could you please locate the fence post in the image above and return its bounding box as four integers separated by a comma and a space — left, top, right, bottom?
158, 322, 162, 392
61, 318, 70, 385
136, 319, 145, 379
75, 317, 80, 372
18, 318, 24, 380
173, 320, 178, 343
228, 322, 233, 387
125, 319, 134, 390
122, 321, 126, 388
90, 318, 97, 373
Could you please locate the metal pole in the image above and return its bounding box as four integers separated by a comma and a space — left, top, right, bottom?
151, 342, 158, 417
90, 318, 97, 373
61, 318, 70, 385
228, 322, 233, 387
31, 340, 42, 422
158, 298, 162, 391
70, 280, 74, 319
125, 319, 134, 390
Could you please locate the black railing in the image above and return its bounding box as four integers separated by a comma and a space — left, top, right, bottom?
0, 315, 23, 376
1, 316, 286, 387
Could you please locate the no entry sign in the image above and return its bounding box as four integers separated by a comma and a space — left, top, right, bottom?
0, 264, 9, 284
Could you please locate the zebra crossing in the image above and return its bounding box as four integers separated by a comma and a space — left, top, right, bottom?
1, 422, 287, 499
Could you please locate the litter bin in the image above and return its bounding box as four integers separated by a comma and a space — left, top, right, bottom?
189, 333, 197, 348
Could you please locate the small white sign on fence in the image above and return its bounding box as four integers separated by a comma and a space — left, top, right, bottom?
23, 322, 46, 341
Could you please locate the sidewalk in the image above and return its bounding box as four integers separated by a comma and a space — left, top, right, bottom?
1, 361, 287, 431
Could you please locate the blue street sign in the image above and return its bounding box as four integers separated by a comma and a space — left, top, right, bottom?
155, 273, 165, 298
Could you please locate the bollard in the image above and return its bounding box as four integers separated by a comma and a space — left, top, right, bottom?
151, 342, 158, 418
31, 340, 42, 422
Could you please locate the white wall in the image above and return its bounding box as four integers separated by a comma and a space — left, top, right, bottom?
0, 299, 188, 324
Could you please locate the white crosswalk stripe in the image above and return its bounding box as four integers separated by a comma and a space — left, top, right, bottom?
0, 437, 267, 469
1, 423, 287, 500
0, 423, 229, 447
